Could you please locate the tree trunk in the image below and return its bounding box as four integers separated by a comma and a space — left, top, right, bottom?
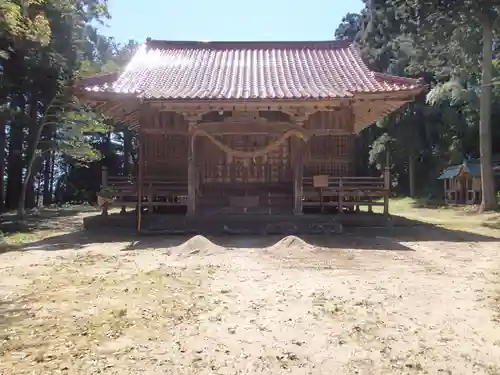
18, 143, 38, 218
25, 93, 39, 209
42, 153, 52, 205
408, 153, 416, 197
42, 123, 55, 205
479, 15, 498, 211
36, 173, 42, 207
49, 150, 55, 201
0, 110, 6, 212
17, 97, 45, 218
5, 96, 25, 211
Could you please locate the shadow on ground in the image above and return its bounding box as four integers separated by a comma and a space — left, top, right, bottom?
0, 206, 97, 234
13, 231, 414, 252
0, 211, 496, 255
0, 203, 498, 256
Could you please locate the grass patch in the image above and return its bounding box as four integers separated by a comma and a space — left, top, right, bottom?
4, 231, 57, 245
0, 229, 70, 254
484, 216, 500, 230
0, 205, 99, 251
372, 197, 500, 237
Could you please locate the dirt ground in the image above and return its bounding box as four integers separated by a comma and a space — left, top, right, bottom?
1, 212, 500, 374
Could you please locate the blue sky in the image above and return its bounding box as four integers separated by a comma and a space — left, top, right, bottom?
99, 0, 364, 44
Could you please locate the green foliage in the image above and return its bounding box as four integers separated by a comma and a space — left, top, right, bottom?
426, 80, 476, 107
339, 0, 500, 200
0, 0, 51, 56
0, 0, 135, 212
39, 96, 110, 163
335, 13, 362, 41
388, 0, 499, 209
369, 132, 393, 170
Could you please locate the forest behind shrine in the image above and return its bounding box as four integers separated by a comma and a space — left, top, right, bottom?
1, 0, 500, 216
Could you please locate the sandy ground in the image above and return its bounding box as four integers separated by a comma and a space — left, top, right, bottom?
1, 226, 500, 374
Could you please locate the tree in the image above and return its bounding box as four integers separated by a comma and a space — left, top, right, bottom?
17, 94, 108, 218
388, 0, 499, 210
0, 0, 115, 213
354, 3, 432, 196
0, 0, 51, 57
335, 13, 362, 41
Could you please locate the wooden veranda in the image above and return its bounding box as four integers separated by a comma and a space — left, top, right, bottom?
77, 39, 425, 233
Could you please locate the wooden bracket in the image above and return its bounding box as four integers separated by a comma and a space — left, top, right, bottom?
280, 106, 312, 119
182, 112, 204, 135
184, 116, 203, 124
287, 107, 313, 125
182, 111, 206, 123
292, 115, 310, 126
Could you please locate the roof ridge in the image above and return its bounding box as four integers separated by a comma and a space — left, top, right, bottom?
145, 39, 354, 50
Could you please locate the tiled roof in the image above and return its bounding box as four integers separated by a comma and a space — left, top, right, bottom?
438, 160, 500, 179
79, 40, 423, 100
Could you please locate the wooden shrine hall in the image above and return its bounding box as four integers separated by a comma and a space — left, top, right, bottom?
77, 39, 425, 233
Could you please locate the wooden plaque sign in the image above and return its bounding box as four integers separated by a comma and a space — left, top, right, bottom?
313, 174, 329, 188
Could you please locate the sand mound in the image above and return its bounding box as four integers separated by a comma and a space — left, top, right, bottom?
267, 235, 315, 254
278, 235, 310, 249
173, 235, 225, 258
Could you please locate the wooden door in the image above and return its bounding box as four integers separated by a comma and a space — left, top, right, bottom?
200, 135, 291, 185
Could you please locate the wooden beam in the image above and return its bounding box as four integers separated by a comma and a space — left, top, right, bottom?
292, 120, 306, 215
186, 121, 198, 216
137, 117, 353, 136
306, 157, 352, 164
148, 100, 346, 115
137, 103, 147, 233
195, 120, 303, 134
144, 90, 422, 110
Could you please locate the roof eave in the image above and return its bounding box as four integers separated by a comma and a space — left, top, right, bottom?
74, 72, 121, 90
76, 87, 423, 103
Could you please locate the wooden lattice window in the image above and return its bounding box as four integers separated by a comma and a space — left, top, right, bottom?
200, 135, 291, 184
145, 134, 187, 160
308, 135, 352, 159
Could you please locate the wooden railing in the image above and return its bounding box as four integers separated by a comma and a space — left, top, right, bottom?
99, 167, 188, 215
98, 167, 390, 216
106, 176, 137, 194
302, 173, 390, 215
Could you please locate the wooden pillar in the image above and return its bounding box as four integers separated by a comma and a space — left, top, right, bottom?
292, 136, 304, 215
291, 114, 309, 215
187, 122, 197, 216
147, 183, 153, 214
338, 178, 344, 214
137, 102, 148, 233
137, 130, 144, 232
101, 166, 108, 189
101, 166, 108, 216
383, 149, 391, 217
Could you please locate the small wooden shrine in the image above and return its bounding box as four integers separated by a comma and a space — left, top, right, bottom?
438, 159, 500, 205
77, 39, 425, 232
